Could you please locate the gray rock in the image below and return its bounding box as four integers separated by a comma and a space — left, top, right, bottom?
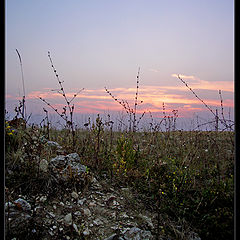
93, 218, 104, 226
89, 201, 97, 207
91, 177, 102, 190
74, 211, 82, 216
78, 198, 86, 205
139, 214, 154, 229
83, 208, 91, 217
14, 198, 31, 211
47, 141, 62, 149
64, 213, 72, 225
71, 191, 79, 199
5, 201, 15, 211
39, 159, 49, 172
83, 227, 90, 236
67, 152, 80, 162
50, 155, 68, 168
70, 161, 87, 174
48, 212, 56, 218
188, 231, 201, 240
39, 195, 47, 202
73, 223, 80, 235
104, 227, 153, 240
122, 227, 132, 234
50, 153, 87, 180
103, 233, 119, 240
124, 227, 153, 240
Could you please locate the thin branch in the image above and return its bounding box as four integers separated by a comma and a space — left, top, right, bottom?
16, 49, 26, 97
69, 88, 85, 104
177, 75, 230, 130
16, 49, 26, 118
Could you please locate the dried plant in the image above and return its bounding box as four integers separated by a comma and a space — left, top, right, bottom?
177, 75, 234, 131
16, 49, 26, 119
105, 68, 145, 132
39, 108, 50, 139
39, 51, 84, 147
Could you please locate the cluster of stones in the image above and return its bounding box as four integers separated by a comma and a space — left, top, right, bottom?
5, 141, 201, 240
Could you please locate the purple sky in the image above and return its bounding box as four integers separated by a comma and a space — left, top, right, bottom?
5, 0, 234, 127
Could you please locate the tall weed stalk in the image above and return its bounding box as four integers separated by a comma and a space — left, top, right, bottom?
105, 68, 145, 132
39, 51, 84, 148
177, 75, 234, 131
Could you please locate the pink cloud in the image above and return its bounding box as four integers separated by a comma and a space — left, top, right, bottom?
6, 80, 233, 119
171, 73, 197, 80
5, 94, 15, 99
171, 73, 234, 92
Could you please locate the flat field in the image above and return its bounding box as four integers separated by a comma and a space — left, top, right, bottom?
5, 121, 234, 239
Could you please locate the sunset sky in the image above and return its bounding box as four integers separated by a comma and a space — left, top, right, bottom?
5, 0, 234, 128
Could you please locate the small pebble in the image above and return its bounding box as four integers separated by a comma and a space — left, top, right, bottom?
89, 202, 96, 207
71, 191, 79, 199
73, 223, 79, 234
48, 212, 56, 218
83, 228, 90, 236
83, 208, 91, 217
93, 218, 103, 226
40, 196, 47, 203
64, 213, 72, 225
78, 198, 86, 205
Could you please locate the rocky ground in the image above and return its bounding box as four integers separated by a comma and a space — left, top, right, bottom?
5, 142, 201, 240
